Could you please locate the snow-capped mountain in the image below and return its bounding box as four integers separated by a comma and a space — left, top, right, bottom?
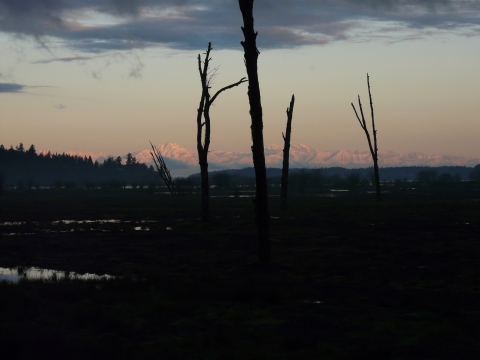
133, 143, 198, 166
52, 143, 480, 176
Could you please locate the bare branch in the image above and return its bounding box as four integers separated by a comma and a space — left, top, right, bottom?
356, 96, 376, 158
199, 42, 212, 95
149, 141, 175, 195
207, 65, 220, 87
351, 103, 364, 129
209, 77, 248, 105
367, 73, 378, 158
357, 95, 368, 130
197, 54, 203, 79
196, 41, 246, 221
350, 74, 382, 201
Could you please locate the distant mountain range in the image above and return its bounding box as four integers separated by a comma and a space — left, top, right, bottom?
51, 143, 480, 176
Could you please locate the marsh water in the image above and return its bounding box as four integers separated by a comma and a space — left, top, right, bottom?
0, 267, 114, 283
0, 219, 161, 236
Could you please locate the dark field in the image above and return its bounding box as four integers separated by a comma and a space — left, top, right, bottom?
1, 190, 479, 359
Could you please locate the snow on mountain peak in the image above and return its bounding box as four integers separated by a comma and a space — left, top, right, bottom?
45, 144, 480, 177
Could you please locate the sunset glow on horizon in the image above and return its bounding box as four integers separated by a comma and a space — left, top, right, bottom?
1, 1, 479, 160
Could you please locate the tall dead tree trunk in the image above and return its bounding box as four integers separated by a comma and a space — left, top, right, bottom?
197, 42, 246, 221
351, 74, 382, 201
238, 0, 270, 263
197, 44, 211, 222
281, 94, 295, 211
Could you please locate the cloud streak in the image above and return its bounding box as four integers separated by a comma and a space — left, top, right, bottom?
31, 55, 96, 64
0, 83, 26, 93
1, 0, 479, 53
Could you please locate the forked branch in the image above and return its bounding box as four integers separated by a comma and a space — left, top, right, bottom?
196, 42, 247, 222
351, 95, 375, 159
351, 74, 382, 201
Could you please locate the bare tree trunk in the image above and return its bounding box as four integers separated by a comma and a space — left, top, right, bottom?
281, 94, 295, 211
197, 43, 247, 221
238, 0, 270, 263
198, 150, 209, 220
351, 74, 382, 201
197, 44, 211, 222
367, 77, 382, 202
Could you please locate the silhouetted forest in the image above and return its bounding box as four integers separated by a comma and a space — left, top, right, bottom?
197, 166, 479, 181
0, 143, 158, 189
192, 165, 480, 188
1, 143, 479, 192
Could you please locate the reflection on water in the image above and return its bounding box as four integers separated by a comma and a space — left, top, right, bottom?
52, 219, 121, 225
0, 219, 160, 236
211, 195, 255, 198
3, 233, 35, 236
134, 227, 150, 231
0, 219, 160, 226
0, 267, 115, 283
0, 221, 32, 226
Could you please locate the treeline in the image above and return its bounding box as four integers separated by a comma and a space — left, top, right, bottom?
186, 165, 480, 194
0, 143, 158, 189
193, 165, 479, 182
2, 142, 479, 193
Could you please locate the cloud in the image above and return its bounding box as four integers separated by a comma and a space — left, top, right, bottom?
0, 83, 25, 93
0, 0, 479, 53
0, 83, 53, 93
128, 54, 144, 78
32, 55, 96, 64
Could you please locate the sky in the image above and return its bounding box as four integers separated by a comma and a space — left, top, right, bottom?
1, 0, 479, 159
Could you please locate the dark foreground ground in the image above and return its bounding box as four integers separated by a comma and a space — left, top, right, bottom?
0, 190, 479, 359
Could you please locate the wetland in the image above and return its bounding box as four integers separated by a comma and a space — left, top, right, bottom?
1, 188, 479, 359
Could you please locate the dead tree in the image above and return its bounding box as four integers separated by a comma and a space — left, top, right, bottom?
239, 0, 270, 263
351, 74, 382, 201
150, 141, 176, 195
281, 94, 295, 211
197, 42, 247, 222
